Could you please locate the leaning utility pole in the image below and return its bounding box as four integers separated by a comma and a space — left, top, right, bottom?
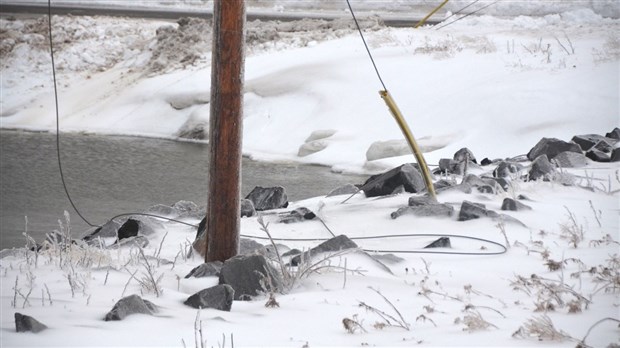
204, 0, 245, 262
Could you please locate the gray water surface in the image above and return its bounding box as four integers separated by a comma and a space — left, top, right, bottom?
0, 130, 365, 249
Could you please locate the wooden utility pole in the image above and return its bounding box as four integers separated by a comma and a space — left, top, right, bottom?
204, 0, 245, 262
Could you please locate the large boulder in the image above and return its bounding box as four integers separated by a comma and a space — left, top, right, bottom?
361, 163, 426, 197
527, 138, 581, 161
501, 198, 532, 211
458, 201, 492, 221
438, 158, 464, 175
572, 134, 618, 152
586, 149, 611, 163
606, 127, 620, 140
528, 155, 556, 181
552, 151, 587, 168
104, 295, 157, 321
493, 161, 523, 178
219, 254, 281, 300
453, 147, 477, 164
15, 313, 47, 333
611, 148, 620, 162
184, 284, 234, 311
245, 186, 289, 211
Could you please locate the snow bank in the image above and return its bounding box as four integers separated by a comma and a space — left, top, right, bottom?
2, 11, 618, 174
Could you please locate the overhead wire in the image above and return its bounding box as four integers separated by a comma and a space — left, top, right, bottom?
345, 0, 387, 91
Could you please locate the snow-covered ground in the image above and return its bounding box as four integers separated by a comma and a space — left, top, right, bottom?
1, 2, 619, 347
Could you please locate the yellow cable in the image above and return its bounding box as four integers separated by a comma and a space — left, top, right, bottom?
380, 90, 437, 200
414, 0, 449, 28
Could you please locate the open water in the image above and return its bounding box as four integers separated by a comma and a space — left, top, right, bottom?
0, 130, 364, 249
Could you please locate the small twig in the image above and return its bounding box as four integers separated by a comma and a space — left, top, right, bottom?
579, 317, 620, 347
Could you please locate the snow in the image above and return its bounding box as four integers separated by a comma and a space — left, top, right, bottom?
1, 2, 620, 348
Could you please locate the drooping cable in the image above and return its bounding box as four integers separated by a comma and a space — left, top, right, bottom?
345, 0, 387, 91
47, 0, 98, 227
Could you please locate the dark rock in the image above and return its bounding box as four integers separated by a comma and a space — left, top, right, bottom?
326, 184, 359, 197
586, 149, 610, 163
245, 186, 289, 211
527, 137, 582, 161
594, 140, 613, 153
408, 195, 436, 207
457, 201, 488, 221
573, 134, 618, 152
528, 155, 556, 181
439, 158, 463, 175
571, 135, 597, 151
361, 163, 426, 197
606, 127, 620, 140
552, 151, 587, 168
493, 161, 522, 178
104, 295, 157, 321
291, 235, 358, 266
433, 179, 456, 192
480, 158, 492, 166
492, 177, 510, 191
424, 237, 451, 249
463, 174, 495, 195
454, 147, 477, 164
240, 199, 256, 218
312, 235, 357, 254
391, 203, 454, 219
15, 313, 47, 333
501, 198, 532, 211
219, 254, 281, 300
185, 261, 223, 278
611, 148, 620, 162
117, 219, 140, 240
412, 204, 454, 218
477, 185, 495, 194
184, 284, 234, 311
279, 207, 316, 224
517, 194, 531, 200
239, 238, 267, 255
82, 220, 121, 241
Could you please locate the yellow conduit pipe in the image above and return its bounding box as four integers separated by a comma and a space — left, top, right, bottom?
380, 90, 437, 200
414, 0, 450, 28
